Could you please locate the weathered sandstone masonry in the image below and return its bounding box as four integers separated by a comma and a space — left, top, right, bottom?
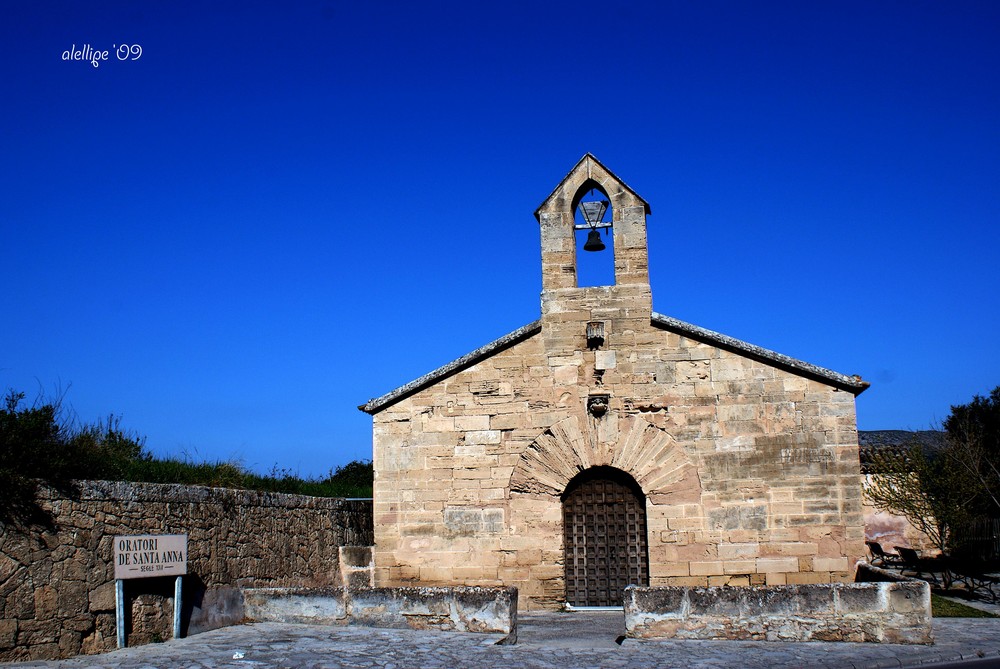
361, 154, 869, 610
0, 480, 373, 662
244, 586, 517, 641
623, 562, 932, 643
623, 578, 931, 644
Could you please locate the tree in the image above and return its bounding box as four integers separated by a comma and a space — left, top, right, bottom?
865, 439, 978, 553
865, 386, 1000, 555
942, 386, 1000, 516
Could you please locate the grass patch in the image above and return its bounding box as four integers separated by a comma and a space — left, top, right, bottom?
932, 594, 997, 617
122, 458, 373, 498
2, 388, 372, 531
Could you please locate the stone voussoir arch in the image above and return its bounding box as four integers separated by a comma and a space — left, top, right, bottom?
508, 414, 699, 499
535, 153, 649, 221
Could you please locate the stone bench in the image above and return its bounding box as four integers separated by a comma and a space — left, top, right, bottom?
243, 586, 517, 642
624, 577, 931, 644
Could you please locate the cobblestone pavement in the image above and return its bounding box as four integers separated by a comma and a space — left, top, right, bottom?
6, 612, 1000, 669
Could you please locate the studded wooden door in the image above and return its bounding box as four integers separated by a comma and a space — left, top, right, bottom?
563, 474, 649, 607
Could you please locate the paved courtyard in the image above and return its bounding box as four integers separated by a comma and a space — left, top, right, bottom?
6, 611, 1000, 669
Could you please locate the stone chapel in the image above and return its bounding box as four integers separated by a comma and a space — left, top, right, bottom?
360, 154, 870, 610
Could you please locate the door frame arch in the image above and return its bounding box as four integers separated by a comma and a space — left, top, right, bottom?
562, 466, 650, 607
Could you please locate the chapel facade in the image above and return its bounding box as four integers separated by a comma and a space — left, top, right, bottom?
360, 154, 869, 610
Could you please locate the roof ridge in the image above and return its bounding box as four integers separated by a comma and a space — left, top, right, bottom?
533, 153, 650, 220
359, 320, 542, 414
361, 312, 869, 415
650, 312, 869, 395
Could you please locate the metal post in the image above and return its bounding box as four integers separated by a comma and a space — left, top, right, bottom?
115, 579, 126, 649
173, 575, 183, 639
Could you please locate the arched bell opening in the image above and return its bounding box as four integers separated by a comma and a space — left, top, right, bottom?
571, 181, 616, 288
561, 466, 649, 607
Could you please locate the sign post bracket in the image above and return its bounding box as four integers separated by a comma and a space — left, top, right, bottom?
173, 575, 183, 639
115, 579, 125, 649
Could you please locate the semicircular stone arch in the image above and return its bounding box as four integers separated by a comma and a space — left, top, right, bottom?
509, 415, 700, 501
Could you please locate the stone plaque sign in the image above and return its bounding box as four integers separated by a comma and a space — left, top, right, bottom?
113, 534, 187, 580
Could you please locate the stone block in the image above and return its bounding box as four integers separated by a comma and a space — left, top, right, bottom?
33, 586, 58, 621
455, 415, 490, 431
244, 589, 347, 626
667, 517, 704, 531
812, 557, 849, 572
653, 563, 691, 577
765, 572, 787, 585
686, 587, 744, 616
595, 351, 617, 370
766, 542, 818, 557
888, 583, 930, 614
627, 586, 685, 615
786, 571, 831, 585
465, 430, 501, 445
455, 443, 485, 457
723, 560, 756, 574
453, 467, 492, 480
57, 631, 80, 657
0, 619, 16, 650
553, 366, 579, 385
88, 581, 116, 612
718, 543, 759, 559
708, 505, 767, 532
689, 561, 724, 576
717, 404, 758, 422
835, 584, 884, 613
489, 413, 523, 430
344, 570, 374, 589
340, 546, 373, 568
756, 557, 799, 573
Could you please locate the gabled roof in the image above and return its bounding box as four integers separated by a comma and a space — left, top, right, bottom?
358, 321, 542, 414
359, 312, 868, 415
534, 153, 651, 221
651, 312, 869, 395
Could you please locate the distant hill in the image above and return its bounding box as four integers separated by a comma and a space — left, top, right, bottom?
858, 430, 946, 474
858, 430, 946, 448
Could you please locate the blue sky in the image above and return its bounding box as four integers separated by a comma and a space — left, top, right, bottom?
2, 1, 998, 477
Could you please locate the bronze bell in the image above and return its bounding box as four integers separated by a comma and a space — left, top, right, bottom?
583, 229, 606, 252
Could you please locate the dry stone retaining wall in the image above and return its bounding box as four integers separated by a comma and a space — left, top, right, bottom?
0, 480, 373, 661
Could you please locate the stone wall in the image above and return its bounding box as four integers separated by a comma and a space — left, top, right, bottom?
623, 581, 932, 644
863, 476, 938, 554
0, 480, 373, 662
370, 324, 866, 609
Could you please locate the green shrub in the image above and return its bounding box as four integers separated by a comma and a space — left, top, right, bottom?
0, 388, 372, 528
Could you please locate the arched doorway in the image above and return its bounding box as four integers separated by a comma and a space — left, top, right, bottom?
562, 467, 649, 607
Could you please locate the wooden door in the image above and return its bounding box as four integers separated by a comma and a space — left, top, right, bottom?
563, 472, 649, 607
